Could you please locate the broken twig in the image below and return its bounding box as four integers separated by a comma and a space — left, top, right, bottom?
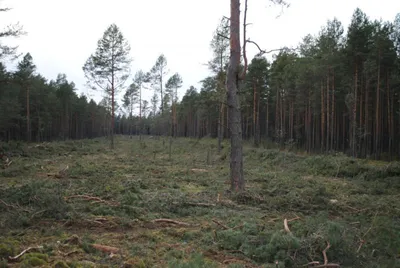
284, 218, 291, 233
152, 218, 190, 226
185, 202, 216, 207
65, 194, 120, 207
212, 219, 229, 230
8, 246, 43, 261
306, 241, 340, 267
92, 244, 119, 254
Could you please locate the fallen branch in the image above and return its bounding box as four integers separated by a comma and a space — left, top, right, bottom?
58, 249, 80, 257
64, 234, 81, 245
91, 244, 119, 254
288, 216, 300, 222
8, 246, 43, 261
0, 199, 31, 213
65, 194, 120, 207
4, 158, 12, 168
307, 262, 340, 267
212, 219, 229, 230
225, 249, 245, 255
185, 202, 216, 207
356, 239, 366, 253
284, 218, 291, 233
306, 241, 340, 267
322, 242, 331, 265
152, 218, 190, 226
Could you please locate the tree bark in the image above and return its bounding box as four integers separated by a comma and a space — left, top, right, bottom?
227, 0, 244, 192
374, 51, 380, 159
111, 74, 115, 149
26, 85, 31, 142
218, 101, 223, 153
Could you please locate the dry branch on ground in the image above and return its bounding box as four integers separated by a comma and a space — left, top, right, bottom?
152, 218, 190, 226
8, 246, 43, 261
65, 194, 120, 207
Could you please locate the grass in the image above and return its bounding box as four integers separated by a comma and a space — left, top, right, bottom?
0, 135, 399, 267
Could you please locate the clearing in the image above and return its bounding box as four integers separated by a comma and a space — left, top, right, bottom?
0, 136, 399, 267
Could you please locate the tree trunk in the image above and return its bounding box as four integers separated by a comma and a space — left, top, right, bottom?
111, 77, 115, 149
321, 81, 325, 152
331, 68, 335, 151
375, 53, 380, 159
326, 71, 330, 151
26, 86, 31, 142
253, 81, 258, 146
353, 63, 358, 157
256, 85, 260, 146
218, 101, 223, 153
266, 98, 269, 140
139, 86, 142, 140
227, 0, 244, 192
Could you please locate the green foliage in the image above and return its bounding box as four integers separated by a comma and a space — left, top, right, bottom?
20, 253, 48, 267
168, 253, 218, 268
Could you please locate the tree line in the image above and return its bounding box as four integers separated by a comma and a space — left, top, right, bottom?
144, 8, 400, 161
1, 6, 399, 161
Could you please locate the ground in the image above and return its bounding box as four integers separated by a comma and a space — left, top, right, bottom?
0, 136, 399, 268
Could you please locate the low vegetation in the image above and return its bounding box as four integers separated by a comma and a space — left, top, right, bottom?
0, 136, 399, 267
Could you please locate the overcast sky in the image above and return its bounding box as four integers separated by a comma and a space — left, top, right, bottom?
1, 0, 399, 110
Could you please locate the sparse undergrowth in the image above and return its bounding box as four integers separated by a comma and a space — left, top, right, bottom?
0, 136, 399, 267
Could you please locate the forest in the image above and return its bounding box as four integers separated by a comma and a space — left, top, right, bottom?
0, 8, 399, 160
1, 2, 400, 268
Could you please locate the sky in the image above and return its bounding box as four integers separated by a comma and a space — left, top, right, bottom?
0, 0, 399, 113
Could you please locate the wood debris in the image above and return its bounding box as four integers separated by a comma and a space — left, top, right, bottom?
8, 246, 43, 261
152, 218, 190, 226
91, 244, 120, 254
306, 241, 340, 268
65, 194, 120, 207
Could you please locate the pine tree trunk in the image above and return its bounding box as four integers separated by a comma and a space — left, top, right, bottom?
253, 81, 259, 146
227, 0, 244, 192
218, 101, 223, 153
111, 77, 115, 149
266, 98, 269, 140
26, 86, 31, 142
326, 71, 330, 151
353, 64, 358, 157
139, 86, 142, 140
387, 73, 393, 160
375, 53, 380, 159
365, 79, 370, 157
321, 81, 325, 152
256, 88, 260, 145
331, 68, 335, 151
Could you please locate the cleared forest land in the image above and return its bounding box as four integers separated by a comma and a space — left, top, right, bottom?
0, 136, 399, 268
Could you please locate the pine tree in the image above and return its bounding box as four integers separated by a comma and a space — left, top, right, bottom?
83, 24, 131, 149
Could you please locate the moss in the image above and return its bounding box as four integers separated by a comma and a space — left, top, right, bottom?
0, 243, 14, 259
21, 256, 46, 267
54, 260, 70, 268
124, 257, 146, 268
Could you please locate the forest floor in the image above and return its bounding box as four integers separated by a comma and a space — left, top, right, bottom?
0, 136, 399, 268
